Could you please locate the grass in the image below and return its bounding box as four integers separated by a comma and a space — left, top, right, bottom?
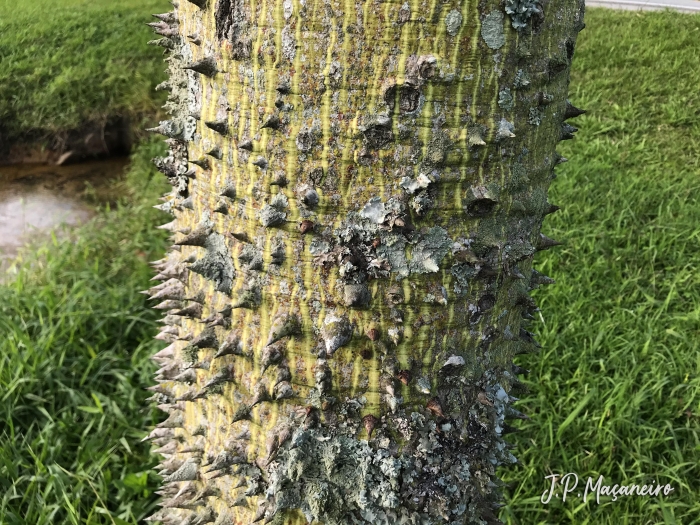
501, 8, 700, 525
0, 139, 172, 525
0, 0, 170, 143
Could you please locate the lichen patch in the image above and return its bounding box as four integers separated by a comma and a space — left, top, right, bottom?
481, 11, 506, 50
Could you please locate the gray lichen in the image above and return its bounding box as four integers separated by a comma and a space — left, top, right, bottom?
421, 132, 451, 170
408, 227, 452, 274
481, 11, 505, 50
261, 376, 517, 525
375, 234, 409, 278
309, 237, 331, 255
398, 2, 411, 23
332, 203, 453, 281
505, 0, 543, 31
282, 25, 296, 62
188, 233, 235, 295
296, 129, 315, 152
399, 173, 432, 195
359, 197, 388, 224
513, 69, 531, 89
411, 191, 433, 215
271, 192, 288, 209
451, 263, 480, 295
265, 429, 403, 524
497, 88, 514, 111
528, 107, 543, 126
496, 119, 516, 141
444, 9, 463, 37
414, 376, 431, 394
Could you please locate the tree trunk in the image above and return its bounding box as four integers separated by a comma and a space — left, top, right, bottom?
144, 0, 585, 522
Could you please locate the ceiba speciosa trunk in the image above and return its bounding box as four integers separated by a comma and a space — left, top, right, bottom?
145, 0, 585, 523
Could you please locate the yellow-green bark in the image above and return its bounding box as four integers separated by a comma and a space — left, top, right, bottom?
145, 0, 585, 522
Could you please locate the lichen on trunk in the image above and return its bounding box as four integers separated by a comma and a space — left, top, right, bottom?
145, 0, 585, 522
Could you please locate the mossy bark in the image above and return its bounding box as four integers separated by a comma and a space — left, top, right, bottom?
145, 0, 585, 523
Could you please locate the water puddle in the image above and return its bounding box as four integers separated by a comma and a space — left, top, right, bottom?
0, 158, 130, 265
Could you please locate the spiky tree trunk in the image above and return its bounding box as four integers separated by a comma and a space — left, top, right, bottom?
144, 0, 585, 522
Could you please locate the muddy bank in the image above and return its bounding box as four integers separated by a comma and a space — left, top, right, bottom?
0, 116, 144, 166
0, 157, 131, 267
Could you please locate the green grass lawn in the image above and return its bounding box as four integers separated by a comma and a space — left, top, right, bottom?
0, 5, 698, 525
501, 8, 700, 525
0, 140, 171, 524
0, 0, 170, 143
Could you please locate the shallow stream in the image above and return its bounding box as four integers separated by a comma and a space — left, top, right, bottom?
0, 158, 129, 268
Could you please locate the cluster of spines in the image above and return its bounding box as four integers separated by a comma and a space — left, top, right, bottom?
142, 6, 253, 523
142, 227, 303, 524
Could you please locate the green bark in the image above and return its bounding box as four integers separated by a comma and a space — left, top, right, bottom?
145, 0, 585, 522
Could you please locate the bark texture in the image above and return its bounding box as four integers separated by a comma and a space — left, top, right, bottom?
145, 0, 585, 523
